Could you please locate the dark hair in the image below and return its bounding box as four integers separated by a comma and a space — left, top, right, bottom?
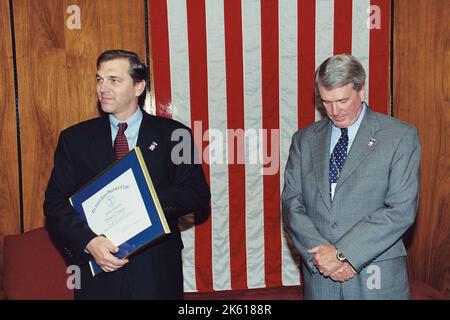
97, 50, 148, 106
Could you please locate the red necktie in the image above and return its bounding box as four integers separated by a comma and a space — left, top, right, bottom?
113, 123, 129, 160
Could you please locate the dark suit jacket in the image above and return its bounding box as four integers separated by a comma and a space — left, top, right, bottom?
44, 111, 210, 299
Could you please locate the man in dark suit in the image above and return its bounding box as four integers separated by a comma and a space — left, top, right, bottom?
282, 54, 420, 299
44, 49, 210, 299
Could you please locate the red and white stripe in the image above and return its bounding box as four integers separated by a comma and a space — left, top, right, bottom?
149, 0, 390, 292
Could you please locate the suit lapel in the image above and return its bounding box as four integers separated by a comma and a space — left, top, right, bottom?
335, 107, 381, 191
137, 112, 155, 151
89, 116, 115, 171
310, 119, 332, 212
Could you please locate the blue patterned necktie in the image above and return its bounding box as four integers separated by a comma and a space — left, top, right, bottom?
329, 128, 349, 190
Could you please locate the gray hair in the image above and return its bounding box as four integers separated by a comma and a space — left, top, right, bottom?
314, 54, 366, 114
315, 54, 366, 92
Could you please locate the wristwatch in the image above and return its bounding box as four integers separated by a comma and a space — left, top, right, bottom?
336, 249, 347, 262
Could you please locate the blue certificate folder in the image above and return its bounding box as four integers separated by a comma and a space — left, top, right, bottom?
69, 147, 170, 276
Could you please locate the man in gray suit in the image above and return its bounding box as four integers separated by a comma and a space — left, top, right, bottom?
282, 54, 420, 299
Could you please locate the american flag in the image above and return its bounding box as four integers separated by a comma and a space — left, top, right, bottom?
148, 0, 390, 292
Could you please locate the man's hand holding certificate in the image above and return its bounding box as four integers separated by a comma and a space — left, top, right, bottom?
70, 147, 171, 276
85, 235, 129, 273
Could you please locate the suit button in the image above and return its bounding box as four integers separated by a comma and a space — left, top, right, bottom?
331, 223, 337, 229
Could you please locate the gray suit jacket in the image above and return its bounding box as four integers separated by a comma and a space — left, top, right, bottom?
281, 107, 420, 299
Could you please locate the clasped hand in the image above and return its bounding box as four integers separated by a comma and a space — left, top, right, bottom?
308, 244, 356, 282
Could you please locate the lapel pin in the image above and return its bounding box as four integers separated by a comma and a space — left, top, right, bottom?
149, 141, 158, 151
368, 138, 377, 149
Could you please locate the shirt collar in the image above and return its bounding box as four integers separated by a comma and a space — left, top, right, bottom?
109, 107, 143, 129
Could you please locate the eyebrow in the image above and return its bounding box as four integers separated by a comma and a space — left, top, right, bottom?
322, 97, 349, 103
96, 74, 123, 80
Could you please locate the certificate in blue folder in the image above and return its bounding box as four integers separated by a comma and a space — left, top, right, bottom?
69, 147, 170, 276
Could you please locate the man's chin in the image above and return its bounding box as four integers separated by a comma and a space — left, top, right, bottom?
332, 119, 347, 128
100, 104, 114, 114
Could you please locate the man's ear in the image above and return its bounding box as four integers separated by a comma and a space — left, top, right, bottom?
359, 85, 366, 102
135, 80, 146, 97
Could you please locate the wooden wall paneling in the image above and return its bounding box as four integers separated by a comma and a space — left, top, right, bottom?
13, 0, 73, 231
0, 0, 21, 264
394, 0, 450, 297
13, 0, 147, 231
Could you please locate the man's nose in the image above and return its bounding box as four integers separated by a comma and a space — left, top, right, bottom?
331, 103, 340, 115
98, 81, 109, 93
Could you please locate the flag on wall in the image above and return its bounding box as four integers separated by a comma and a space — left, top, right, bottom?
148, 0, 390, 292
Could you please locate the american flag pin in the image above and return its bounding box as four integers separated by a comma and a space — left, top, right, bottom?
368, 138, 377, 149
149, 141, 158, 151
